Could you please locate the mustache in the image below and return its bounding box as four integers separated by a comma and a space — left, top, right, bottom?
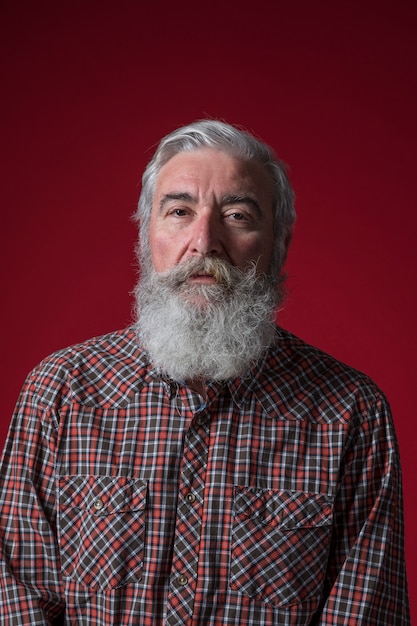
158, 257, 251, 289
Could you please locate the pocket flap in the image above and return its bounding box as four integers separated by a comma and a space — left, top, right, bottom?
58, 475, 147, 515
234, 486, 332, 529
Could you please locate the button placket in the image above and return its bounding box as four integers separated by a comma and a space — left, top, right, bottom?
167, 409, 209, 622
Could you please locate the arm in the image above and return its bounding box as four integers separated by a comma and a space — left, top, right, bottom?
315, 393, 410, 625
0, 373, 65, 625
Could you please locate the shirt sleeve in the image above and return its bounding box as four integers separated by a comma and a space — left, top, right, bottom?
0, 372, 65, 625
314, 392, 410, 625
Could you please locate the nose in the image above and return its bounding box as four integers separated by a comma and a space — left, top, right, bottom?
190, 211, 222, 257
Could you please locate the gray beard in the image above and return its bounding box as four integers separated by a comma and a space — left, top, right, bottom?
134, 257, 280, 383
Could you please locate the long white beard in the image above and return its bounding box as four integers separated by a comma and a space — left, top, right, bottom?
134, 257, 280, 382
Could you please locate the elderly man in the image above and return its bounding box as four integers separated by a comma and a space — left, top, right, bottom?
0, 120, 410, 625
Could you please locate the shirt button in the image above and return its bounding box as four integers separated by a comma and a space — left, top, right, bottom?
177, 575, 188, 586
185, 492, 196, 503
93, 498, 104, 511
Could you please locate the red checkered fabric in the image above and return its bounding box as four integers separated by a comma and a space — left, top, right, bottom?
0, 327, 410, 624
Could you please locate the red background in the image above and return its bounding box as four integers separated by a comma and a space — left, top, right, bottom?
1, 0, 416, 617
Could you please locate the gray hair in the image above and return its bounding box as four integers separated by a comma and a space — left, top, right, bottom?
135, 119, 296, 279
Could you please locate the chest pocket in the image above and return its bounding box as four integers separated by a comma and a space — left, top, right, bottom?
230, 486, 333, 607
57, 475, 147, 590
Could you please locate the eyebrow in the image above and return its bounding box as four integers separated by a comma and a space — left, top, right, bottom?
158, 192, 263, 216
221, 194, 263, 216
159, 192, 196, 210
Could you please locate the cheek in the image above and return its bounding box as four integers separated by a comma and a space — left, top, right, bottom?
233, 234, 274, 273
149, 238, 168, 272
148, 223, 165, 272
148, 228, 182, 272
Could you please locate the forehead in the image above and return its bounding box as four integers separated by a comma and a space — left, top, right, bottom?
154, 148, 273, 203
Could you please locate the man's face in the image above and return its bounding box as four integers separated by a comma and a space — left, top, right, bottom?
148, 148, 275, 281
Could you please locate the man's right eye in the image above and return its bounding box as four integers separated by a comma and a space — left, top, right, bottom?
169, 208, 189, 217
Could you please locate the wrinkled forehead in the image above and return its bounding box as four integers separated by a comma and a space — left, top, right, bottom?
153, 148, 274, 209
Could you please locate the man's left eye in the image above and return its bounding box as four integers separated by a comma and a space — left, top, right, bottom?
227, 212, 248, 221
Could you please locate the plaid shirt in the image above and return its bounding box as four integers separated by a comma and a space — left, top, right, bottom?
0, 327, 409, 625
